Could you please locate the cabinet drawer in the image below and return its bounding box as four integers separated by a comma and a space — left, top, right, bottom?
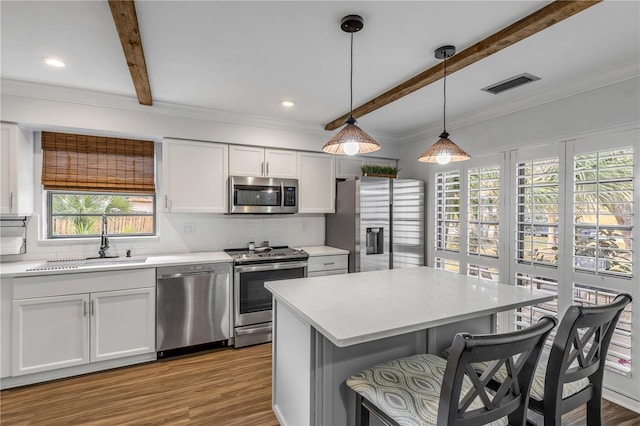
13, 269, 155, 299
307, 255, 348, 273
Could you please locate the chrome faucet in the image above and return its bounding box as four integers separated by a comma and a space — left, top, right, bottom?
98, 214, 110, 258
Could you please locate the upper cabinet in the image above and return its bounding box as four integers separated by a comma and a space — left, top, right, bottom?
229, 146, 297, 178
0, 123, 33, 215
162, 138, 228, 213
297, 152, 335, 213
335, 157, 365, 179
335, 156, 397, 179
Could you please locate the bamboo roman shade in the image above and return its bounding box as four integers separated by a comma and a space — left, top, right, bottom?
41, 132, 155, 193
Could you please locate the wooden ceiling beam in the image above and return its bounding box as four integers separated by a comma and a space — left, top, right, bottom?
108, 0, 152, 106
325, 0, 602, 131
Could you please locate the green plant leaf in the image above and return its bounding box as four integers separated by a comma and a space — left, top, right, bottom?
361, 164, 399, 175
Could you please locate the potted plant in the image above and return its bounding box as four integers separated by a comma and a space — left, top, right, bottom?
361, 164, 400, 178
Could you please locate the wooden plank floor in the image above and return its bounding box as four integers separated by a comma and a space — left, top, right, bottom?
1, 344, 279, 425
2, 343, 639, 425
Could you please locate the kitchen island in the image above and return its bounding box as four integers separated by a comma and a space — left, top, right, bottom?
265, 266, 554, 426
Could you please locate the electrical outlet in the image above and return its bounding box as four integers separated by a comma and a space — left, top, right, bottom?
183, 223, 195, 234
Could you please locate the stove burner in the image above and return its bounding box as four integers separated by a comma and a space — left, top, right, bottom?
224, 246, 309, 264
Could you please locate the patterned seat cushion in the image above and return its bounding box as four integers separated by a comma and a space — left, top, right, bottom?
441, 348, 590, 401
498, 350, 590, 402
346, 354, 508, 426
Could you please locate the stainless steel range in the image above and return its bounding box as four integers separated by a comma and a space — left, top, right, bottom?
225, 245, 308, 348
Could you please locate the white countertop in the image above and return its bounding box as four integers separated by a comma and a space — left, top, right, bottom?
0, 245, 346, 278
300, 245, 349, 256
266, 266, 554, 348
0, 251, 232, 278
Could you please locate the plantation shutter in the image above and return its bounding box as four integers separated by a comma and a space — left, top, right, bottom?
515, 157, 560, 266
41, 132, 155, 193
434, 170, 461, 253
467, 165, 500, 259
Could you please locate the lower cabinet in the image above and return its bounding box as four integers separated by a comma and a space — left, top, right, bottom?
307, 254, 348, 277
91, 288, 155, 363
12, 294, 89, 375
11, 269, 156, 377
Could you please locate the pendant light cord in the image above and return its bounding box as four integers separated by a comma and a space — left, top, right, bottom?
443, 54, 447, 133
349, 29, 354, 119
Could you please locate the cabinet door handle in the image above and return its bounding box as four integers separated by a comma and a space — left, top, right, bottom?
266, 162, 269, 176
261, 161, 264, 176
9, 192, 13, 210
165, 195, 169, 209
83, 301, 88, 317
323, 262, 336, 266
91, 300, 95, 316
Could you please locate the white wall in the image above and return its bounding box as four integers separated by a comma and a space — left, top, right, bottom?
2, 77, 638, 261
0, 80, 402, 159
0, 80, 401, 262
397, 77, 640, 179
21, 212, 326, 261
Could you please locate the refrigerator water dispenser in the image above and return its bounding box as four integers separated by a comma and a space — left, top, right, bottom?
366, 227, 384, 254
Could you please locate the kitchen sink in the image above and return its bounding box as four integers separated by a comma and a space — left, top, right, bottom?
26, 256, 148, 271
81, 256, 148, 266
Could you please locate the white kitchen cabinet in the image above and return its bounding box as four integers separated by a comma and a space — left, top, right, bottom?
229, 146, 297, 178
91, 288, 155, 362
335, 156, 398, 179
0, 122, 33, 215
335, 157, 365, 179
1, 279, 12, 378
297, 152, 335, 213
162, 138, 228, 213
12, 294, 90, 375
11, 269, 155, 378
307, 254, 348, 277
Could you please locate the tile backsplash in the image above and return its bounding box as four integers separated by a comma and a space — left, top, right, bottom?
4, 213, 325, 262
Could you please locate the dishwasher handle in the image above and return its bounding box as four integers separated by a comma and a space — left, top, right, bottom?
158, 271, 215, 279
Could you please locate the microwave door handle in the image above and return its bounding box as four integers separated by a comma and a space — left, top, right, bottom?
280, 182, 284, 208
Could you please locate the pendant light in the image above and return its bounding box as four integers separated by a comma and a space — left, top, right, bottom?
418, 45, 470, 164
322, 15, 380, 156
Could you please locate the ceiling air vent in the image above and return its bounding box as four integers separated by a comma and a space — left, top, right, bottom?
481, 73, 540, 95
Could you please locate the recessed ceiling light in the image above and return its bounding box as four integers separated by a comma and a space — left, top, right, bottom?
43, 57, 66, 68
281, 100, 295, 108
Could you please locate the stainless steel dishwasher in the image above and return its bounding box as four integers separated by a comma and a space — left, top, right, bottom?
156, 263, 231, 357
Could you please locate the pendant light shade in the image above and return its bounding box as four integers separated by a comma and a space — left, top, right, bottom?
323, 15, 380, 156
322, 117, 381, 155
417, 131, 471, 164
418, 45, 470, 164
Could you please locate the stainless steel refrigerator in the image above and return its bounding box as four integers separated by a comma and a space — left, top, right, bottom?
326, 176, 425, 272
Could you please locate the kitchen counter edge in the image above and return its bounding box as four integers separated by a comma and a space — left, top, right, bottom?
300, 245, 349, 256
1, 245, 347, 278
0, 252, 233, 278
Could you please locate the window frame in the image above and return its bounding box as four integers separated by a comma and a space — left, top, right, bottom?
430, 153, 506, 280
46, 190, 157, 239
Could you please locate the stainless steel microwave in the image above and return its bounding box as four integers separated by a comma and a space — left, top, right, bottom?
228, 176, 298, 214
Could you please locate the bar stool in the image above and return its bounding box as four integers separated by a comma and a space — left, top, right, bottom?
346, 316, 557, 426
445, 293, 632, 425
527, 293, 632, 425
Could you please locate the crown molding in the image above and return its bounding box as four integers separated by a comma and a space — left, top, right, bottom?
0, 80, 306, 136
3, 57, 637, 147
1, 78, 399, 143
398, 59, 640, 145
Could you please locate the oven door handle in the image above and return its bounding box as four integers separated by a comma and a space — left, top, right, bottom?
234, 261, 308, 273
